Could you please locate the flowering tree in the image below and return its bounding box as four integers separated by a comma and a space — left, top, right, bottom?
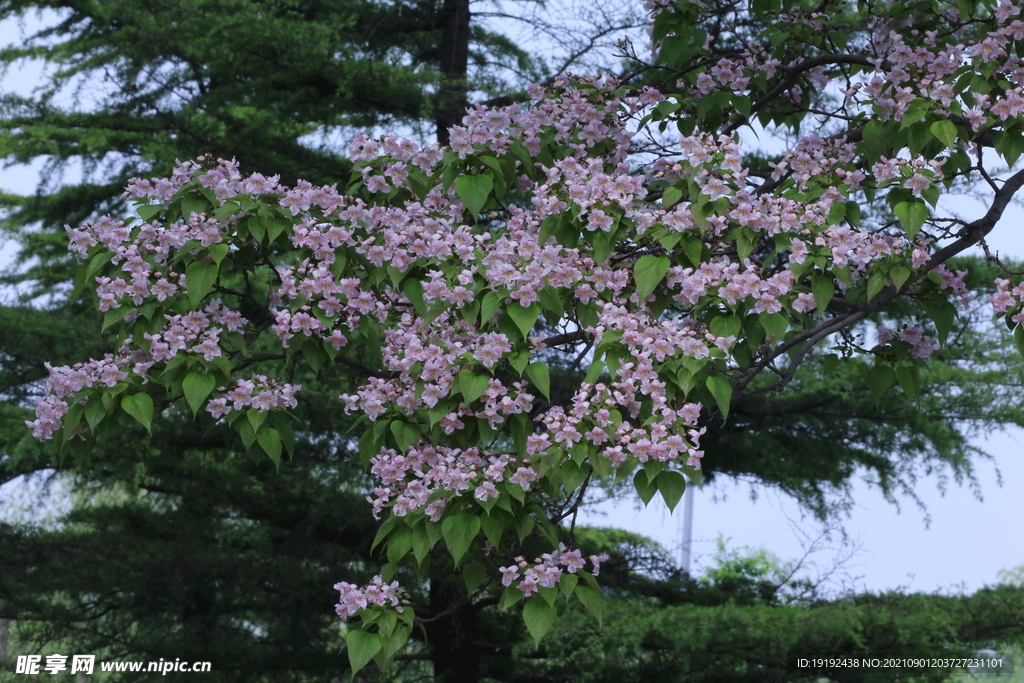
25, 0, 1024, 677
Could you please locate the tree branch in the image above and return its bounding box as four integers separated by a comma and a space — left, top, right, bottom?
733, 166, 1024, 402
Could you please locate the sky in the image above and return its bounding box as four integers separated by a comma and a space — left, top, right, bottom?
1, 6, 1023, 597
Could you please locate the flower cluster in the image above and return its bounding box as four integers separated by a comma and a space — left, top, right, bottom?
528, 378, 706, 471
877, 325, 940, 359
24, 357, 128, 440
366, 445, 537, 519
499, 544, 609, 596
334, 576, 407, 619
206, 375, 301, 418
931, 264, 974, 309
990, 278, 1024, 324
648, 0, 1024, 136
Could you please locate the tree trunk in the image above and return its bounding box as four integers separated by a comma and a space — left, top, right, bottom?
427, 575, 480, 683
0, 618, 9, 662
435, 0, 471, 144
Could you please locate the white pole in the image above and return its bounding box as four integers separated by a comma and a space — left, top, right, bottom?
680, 478, 694, 574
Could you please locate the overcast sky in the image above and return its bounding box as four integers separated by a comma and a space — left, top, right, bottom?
1, 8, 1022, 597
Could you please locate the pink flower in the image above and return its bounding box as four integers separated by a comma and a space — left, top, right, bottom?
517, 574, 538, 597
509, 467, 537, 491
499, 566, 520, 586
903, 173, 931, 196
206, 397, 231, 418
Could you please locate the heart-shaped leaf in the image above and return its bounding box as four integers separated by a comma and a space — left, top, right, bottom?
657, 470, 687, 512
182, 372, 216, 418
121, 393, 154, 434
633, 254, 671, 302
455, 173, 494, 216
523, 597, 557, 646
441, 513, 481, 566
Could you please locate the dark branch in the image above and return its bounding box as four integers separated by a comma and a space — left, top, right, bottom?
733, 166, 1024, 401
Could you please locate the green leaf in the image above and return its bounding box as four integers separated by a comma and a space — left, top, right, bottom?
682, 463, 702, 489
894, 201, 929, 239
212, 200, 241, 220
736, 229, 758, 261
403, 278, 427, 316
866, 270, 887, 302
508, 350, 531, 376
827, 200, 846, 225
500, 585, 524, 611
346, 629, 382, 678
866, 364, 896, 400
102, 306, 132, 331
889, 265, 912, 291
523, 597, 557, 647
208, 242, 230, 266
262, 214, 291, 243
507, 302, 541, 340
705, 375, 732, 421
537, 286, 564, 320
709, 315, 742, 338
480, 291, 501, 324
846, 201, 862, 227
84, 399, 106, 431
441, 513, 481, 567
381, 623, 411, 660
463, 562, 488, 595
924, 299, 957, 345
256, 427, 282, 466
372, 517, 399, 551
481, 510, 505, 548
185, 261, 219, 308
900, 106, 928, 130
758, 312, 787, 341
390, 420, 422, 453
236, 417, 257, 451
120, 393, 154, 434
455, 173, 494, 216
633, 470, 658, 506
658, 232, 681, 252
682, 236, 704, 269
85, 251, 113, 282
411, 526, 433, 565
812, 274, 834, 316
278, 421, 295, 458
657, 470, 687, 512
458, 369, 491, 404
525, 362, 550, 401
633, 254, 671, 302
862, 120, 894, 160
574, 585, 603, 626
247, 407, 267, 433
359, 428, 380, 464
593, 227, 614, 264
894, 364, 920, 396
182, 372, 216, 418
181, 196, 208, 220
994, 129, 1024, 166
930, 120, 958, 148
907, 121, 934, 155
560, 460, 588, 492
387, 526, 412, 564
137, 204, 163, 221
662, 186, 683, 208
